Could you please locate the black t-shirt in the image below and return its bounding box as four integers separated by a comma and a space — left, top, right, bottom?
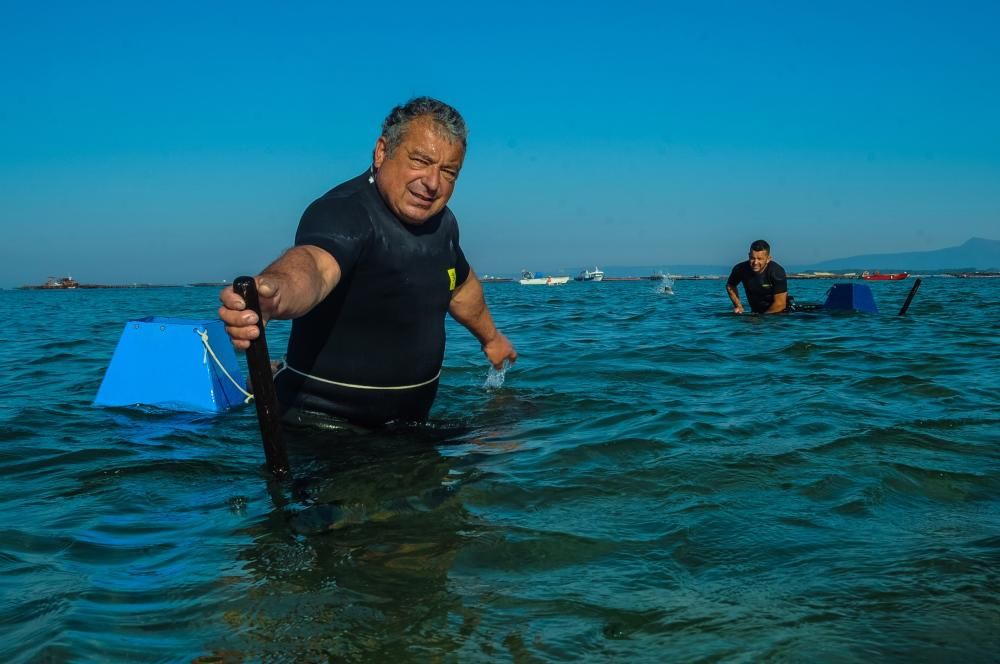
727, 260, 788, 313
275, 171, 471, 424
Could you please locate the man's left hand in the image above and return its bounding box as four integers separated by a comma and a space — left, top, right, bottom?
483, 332, 517, 369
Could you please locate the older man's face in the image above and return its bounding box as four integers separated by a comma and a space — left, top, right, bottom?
373, 116, 465, 225
748, 249, 771, 273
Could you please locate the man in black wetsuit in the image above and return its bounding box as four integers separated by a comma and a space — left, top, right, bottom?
725, 239, 790, 314
218, 97, 517, 425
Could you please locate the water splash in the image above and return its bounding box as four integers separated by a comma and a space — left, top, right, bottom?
483, 360, 510, 390
654, 278, 675, 295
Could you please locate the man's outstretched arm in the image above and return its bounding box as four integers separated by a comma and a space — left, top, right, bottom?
218, 245, 341, 350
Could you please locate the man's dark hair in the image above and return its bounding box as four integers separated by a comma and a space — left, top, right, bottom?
750, 239, 771, 253
381, 97, 468, 157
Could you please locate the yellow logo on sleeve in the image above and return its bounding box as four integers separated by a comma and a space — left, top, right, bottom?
447, 268, 457, 291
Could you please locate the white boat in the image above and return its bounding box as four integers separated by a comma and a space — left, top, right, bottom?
575, 267, 605, 282
519, 270, 570, 286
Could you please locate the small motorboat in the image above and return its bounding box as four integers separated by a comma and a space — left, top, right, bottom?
519, 270, 570, 286
574, 267, 605, 282
41, 276, 79, 289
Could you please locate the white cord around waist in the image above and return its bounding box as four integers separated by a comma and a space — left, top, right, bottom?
274, 359, 440, 391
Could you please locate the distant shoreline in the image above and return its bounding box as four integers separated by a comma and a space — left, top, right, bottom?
12, 271, 999, 291
477, 271, 1000, 283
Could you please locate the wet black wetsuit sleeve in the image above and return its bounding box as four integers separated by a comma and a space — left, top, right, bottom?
294, 197, 373, 275
453, 228, 471, 287
727, 264, 742, 288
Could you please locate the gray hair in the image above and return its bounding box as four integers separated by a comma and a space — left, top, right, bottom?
380, 97, 468, 157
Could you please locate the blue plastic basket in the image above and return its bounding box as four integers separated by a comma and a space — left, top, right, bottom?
94, 317, 247, 413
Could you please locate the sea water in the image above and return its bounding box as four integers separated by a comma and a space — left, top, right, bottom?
0, 278, 997, 662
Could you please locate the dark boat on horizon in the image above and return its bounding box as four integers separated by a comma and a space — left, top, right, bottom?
861, 271, 908, 281
39, 276, 79, 289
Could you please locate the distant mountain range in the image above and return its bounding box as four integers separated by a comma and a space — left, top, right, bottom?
794, 237, 1000, 272
505, 238, 1000, 280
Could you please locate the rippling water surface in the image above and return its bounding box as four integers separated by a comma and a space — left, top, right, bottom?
1, 278, 997, 662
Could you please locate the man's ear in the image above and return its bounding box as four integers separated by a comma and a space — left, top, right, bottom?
373, 137, 388, 169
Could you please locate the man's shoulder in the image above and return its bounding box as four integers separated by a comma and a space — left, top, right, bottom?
314, 171, 372, 205
303, 172, 372, 219
294, 172, 376, 255
727, 261, 748, 285
767, 261, 787, 276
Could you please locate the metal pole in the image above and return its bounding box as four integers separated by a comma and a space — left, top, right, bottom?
897, 278, 923, 316
233, 276, 290, 479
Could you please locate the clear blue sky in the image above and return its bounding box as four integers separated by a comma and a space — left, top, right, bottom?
2, 1, 998, 286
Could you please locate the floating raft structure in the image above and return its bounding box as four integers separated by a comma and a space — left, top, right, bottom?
94, 317, 248, 413
795, 279, 922, 316
822, 283, 879, 314
790, 283, 882, 314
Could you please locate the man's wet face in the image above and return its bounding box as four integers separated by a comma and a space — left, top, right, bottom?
749, 249, 771, 273
373, 116, 465, 225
